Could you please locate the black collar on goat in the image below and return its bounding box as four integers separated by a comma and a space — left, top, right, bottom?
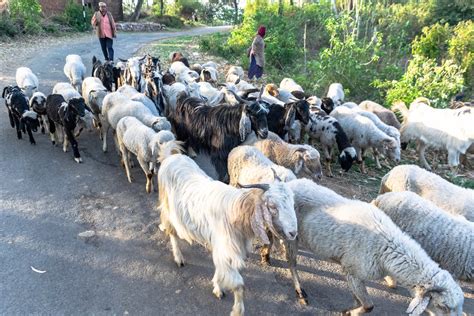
266, 99, 310, 139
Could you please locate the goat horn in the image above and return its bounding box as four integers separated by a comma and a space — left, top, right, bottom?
240, 88, 259, 99
257, 86, 265, 100
237, 183, 270, 191
271, 168, 282, 182
118, 58, 127, 62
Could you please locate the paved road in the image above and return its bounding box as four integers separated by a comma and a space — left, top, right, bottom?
1, 27, 473, 315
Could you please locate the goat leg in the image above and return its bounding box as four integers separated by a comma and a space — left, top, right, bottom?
26, 125, 36, 145
284, 238, 308, 305
324, 146, 334, 177
64, 126, 82, 163
417, 141, 431, 171
8, 110, 15, 128
14, 116, 22, 140
231, 285, 245, 316
137, 157, 153, 193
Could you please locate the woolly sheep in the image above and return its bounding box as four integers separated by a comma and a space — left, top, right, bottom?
82, 77, 108, 127
331, 106, 400, 173
117, 84, 159, 115
245, 132, 323, 182
327, 83, 344, 107
29, 91, 48, 134
101, 92, 171, 153
226, 66, 244, 83
228, 145, 297, 187
63, 54, 86, 94
53, 82, 82, 101
358, 100, 401, 129
283, 178, 464, 315
379, 164, 474, 221
158, 153, 297, 316
116, 116, 182, 193
392, 99, 473, 170
15, 67, 39, 99
373, 191, 473, 281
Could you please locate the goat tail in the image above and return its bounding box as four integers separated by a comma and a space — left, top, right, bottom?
391, 101, 408, 123
158, 140, 185, 163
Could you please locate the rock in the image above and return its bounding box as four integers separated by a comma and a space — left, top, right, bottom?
78, 230, 96, 238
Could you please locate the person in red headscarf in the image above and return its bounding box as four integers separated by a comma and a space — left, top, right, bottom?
248, 26, 266, 82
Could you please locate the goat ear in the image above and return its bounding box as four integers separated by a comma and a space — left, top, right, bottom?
239, 110, 252, 142
284, 105, 296, 130
407, 291, 431, 316
251, 203, 271, 244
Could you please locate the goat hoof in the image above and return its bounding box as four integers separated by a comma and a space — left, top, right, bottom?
74, 157, 82, 163
213, 289, 225, 299
30, 141, 36, 145
260, 256, 270, 266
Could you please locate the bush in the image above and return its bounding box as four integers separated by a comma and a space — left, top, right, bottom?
62, 0, 92, 32
0, 13, 20, 38
411, 23, 451, 62
148, 15, 184, 28
379, 55, 465, 108
448, 20, 474, 96
9, 0, 43, 34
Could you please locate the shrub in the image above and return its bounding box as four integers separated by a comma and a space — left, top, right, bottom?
448, 20, 474, 96
9, 0, 43, 34
411, 23, 451, 62
0, 12, 20, 38
379, 55, 465, 108
148, 14, 184, 28
62, 0, 92, 32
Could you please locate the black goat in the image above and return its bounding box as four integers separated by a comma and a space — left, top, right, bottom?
168, 93, 269, 181
46, 94, 86, 163
3, 85, 39, 144
320, 97, 335, 115
266, 99, 310, 140
92, 56, 114, 92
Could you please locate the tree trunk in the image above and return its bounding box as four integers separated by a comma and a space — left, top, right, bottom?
278, 0, 283, 15
232, 0, 238, 24
130, 0, 144, 22
160, 0, 164, 16
290, 0, 294, 6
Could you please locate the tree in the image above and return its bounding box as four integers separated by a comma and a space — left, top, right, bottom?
130, 0, 144, 21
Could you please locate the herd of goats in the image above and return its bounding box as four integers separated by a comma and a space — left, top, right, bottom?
2, 51, 473, 315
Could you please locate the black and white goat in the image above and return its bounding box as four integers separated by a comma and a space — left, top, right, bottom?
266, 99, 310, 141
29, 92, 48, 134
168, 92, 269, 181
92, 56, 114, 92
3, 85, 39, 144
46, 94, 86, 163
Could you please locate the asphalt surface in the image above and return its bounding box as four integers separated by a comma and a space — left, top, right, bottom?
1, 26, 473, 315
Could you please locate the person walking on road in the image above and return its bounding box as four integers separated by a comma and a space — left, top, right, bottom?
91, 2, 117, 62
247, 25, 266, 84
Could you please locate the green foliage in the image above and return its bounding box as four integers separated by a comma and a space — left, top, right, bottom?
0, 12, 20, 37
430, 0, 474, 26
448, 20, 474, 96
9, 0, 43, 33
62, 0, 92, 32
412, 23, 451, 61
165, 0, 203, 19
198, 3, 242, 26
379, 55, 464, 108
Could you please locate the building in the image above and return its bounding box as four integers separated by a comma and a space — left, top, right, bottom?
39, 0, 123, 20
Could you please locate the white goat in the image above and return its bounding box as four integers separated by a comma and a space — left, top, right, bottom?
200, 66, 219, 84
15, 67, 38, 99
123, 56, 145, 92
158, 153, 297, 316
226, 66, 244, 83
63, 54, 86, 94
82, 77, 108, 128
379, 164, 474, 221
53, 82, 82, 101
392, 99, 474, 170
228, 145, 296, 187
327, 83, 344, 107
101, 92, 171, 153
331, 106, 400, 173
373, 191, 473, 282
116, 116, 181, 193
280, 78, 304, 95
284, 178, 465, 315
358, 100, 401, 129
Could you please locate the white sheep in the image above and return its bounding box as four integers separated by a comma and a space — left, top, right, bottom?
82, 77, 108, 128
327, 83, 344, 107
392, 99, 473, 170
15, 67, 38, 99
358, 100, 401, 129
228, 145, 297, 187
201, 61, 218, 70
117, 84, 159, 115
101, 92, 171, 153
330, 106, 400, 173
116, 116, 181, 193
280, 78, 304, 95
244, 132, 323, 182
200, 66, 219, 84
226, 66, 244, 83
195, 82, 224, 106
373, 191, 473, 282
53, 82, 82, 101
158, 153, 297, 316
63, 54, 86, 94
283, 178, 465, 315
379, 164, 474, 221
